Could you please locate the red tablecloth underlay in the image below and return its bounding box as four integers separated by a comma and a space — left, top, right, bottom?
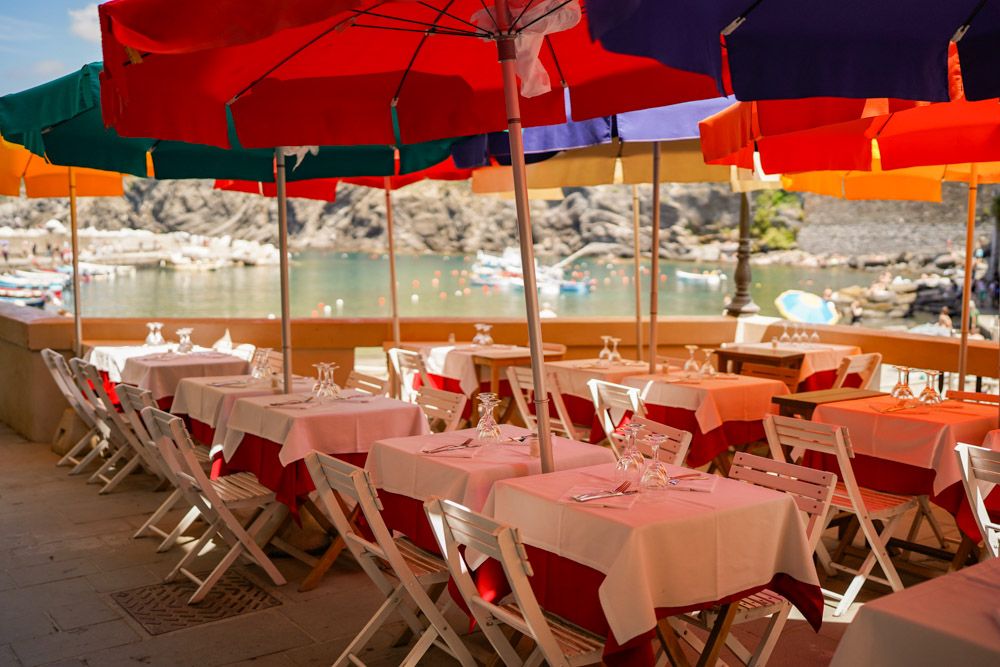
802, 451, 999, 543
378, 491, 823, 666
414, 374, 512, 421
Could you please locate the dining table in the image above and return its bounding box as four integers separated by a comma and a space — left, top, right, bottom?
625, 373, 789, 467
119, 350, 250, 408
717, 342, 862, 391
544, 358, 652, 442
484, 462, 824, 666
810, 395, 1000, 557
830, 556, 1000, 667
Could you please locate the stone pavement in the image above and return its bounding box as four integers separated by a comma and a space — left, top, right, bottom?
0, 424, 963, 666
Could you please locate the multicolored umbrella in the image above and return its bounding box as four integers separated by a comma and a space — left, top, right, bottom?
98, 0, 725, 472
774, 290, 841, 326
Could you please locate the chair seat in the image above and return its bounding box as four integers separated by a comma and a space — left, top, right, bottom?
832, 482, 917, 517
193, 445, 212, 464
499, 602, 605, 659
209, 472, 274, 503
700, 589, 787, 627
395, 537, 449, 578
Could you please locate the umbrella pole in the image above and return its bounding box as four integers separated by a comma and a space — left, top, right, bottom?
497, 35, 554, 473
68, 167, 82, 357
274, 149, 293, 393
632, 185, 643, 361
385, 178, 401, 348
648, 142, 661, 374
958, 165, 979, 389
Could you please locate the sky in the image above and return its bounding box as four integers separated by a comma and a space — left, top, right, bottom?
0, 1, 102, 95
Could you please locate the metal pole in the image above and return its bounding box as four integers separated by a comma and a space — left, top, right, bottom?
275, 149, 293, 393
632, 185, 643, 361
385, 177, 401, 347
958, 164, 979, 389
725, 192, 760, 317
496, 26, 554, 473
648, 142, 661, 373
68, 167, 82, 356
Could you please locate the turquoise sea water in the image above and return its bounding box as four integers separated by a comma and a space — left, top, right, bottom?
71, 250, 870, 320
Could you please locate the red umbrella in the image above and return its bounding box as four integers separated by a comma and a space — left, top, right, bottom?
99, 0, 721, 473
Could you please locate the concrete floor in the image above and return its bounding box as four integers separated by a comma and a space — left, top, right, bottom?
0, 424, 964, 666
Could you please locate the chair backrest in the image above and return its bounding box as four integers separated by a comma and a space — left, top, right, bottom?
955, 443, 1000, 558
505, 366, 580, 441
948, 390, 1000, 406
587, 379, 646, 455
832, 352, 882, 389
424, 497, 576, 667
541, 342, 567, 355
416, 387, 467, 432
266, 350, 284, 376
742, 363, 799, 393
388, 348, 430, 402
116, 384, 170, 481
345, 370, 389, 397
68, 358, 125, 446
41, 349, 98, 428
730, 451, 837, 552
630, 416, 692, 466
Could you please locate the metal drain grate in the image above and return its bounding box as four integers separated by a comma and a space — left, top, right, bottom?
110, 571, 281, 635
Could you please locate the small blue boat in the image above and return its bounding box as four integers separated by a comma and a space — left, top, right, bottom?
774, 290, 840, 325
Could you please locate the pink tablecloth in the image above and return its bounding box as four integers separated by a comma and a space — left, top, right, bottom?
545, 358, 650, 400
120, 351, 249, 400
725, 342, 862, 383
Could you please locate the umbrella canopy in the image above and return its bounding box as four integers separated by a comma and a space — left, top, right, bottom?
774, 290, 841, 326
585, 1, 1000, 101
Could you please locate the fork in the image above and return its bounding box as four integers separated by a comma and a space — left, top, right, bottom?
269, 396, 314, 407
573, 481, 632, 502
424, 437, 475, 454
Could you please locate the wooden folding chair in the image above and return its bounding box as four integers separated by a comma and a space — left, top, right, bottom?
416, 387, 467, 432
506, 366, 581, 441
388, 347, 431, 402
672, 453, 836, 666
140, 407, 288, 603
630, 416, 692, 466
955, 443, 1000, 559
832, 353, 882, 389
742, 363, 800, 394
345, 370, 389, 396
765, 415, 917, 616
948, 390, 1000, 406
425, 497, 605, 667
265, 349, 284, 376
72, 360, 162, 494
42, 349, 103, 472
304, 454, 476, 667
587, 379, 646, 457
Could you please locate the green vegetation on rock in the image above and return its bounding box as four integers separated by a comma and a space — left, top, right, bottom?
753, 189, 802, 250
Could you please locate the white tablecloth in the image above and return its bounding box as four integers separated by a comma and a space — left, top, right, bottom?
365, 424, 614, 512
88, 344, 209, 382
222, 391, 429, 465
170, 376, 315, 439
545, 359, 650, 400
725, 342, 862, 380
831, 557, 1000, 667
485, 462, 819, 645
813, 397, 998, 494
119, 351, 250, 400
408, 343, 556, 396
625, 373, 788, 434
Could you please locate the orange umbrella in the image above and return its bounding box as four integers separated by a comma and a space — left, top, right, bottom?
1, 137, 123, 354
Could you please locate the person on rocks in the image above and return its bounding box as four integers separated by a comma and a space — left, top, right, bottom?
937, 306, 953, 330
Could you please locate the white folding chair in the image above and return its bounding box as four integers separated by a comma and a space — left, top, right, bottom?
345, 370, 389, 396
766, 415, 917, 616
673, 453, 836, 666
630, 416, 692, 466
416, 387, 467, 432
118, 384, 207, 552
587, 379, 646, 456
140, 407, 288, 603
304, 453, 475, 667
506, 366, 581, 441
265, 349, 284, 376
955, 443, 1000, 559
42, 349, 103, 473
832, 352, 882, 389
389, 347, 431, 402
425, 498, 605, 667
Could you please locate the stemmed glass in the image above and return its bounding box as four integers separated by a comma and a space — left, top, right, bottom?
919, 370, 943, 405
598, 336, 613, 367
682, 345, 701, 377
890, 366, 915, 403
311, 362, 340, 402
614, 423, 645, 486
791, 323, 804, 345
779, 322, 791, 344
699, 349, 717, 377
249, 348, 272, 381
809, 328, 821, 344
608, 337, 623, 364
472, 323, 494, 346
476, 392, 502, 443
176, 328, 194, 354
639, 433, 670, 492
144, 322, 165, 346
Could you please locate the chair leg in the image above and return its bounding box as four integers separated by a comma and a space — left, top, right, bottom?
168, 517, 221, 583
748, 604, 792, 667
333, 584, 408, 667
135, 488, 183, 539
156, 506, 201, 552
917, 496, 948, 549
70, 436, 108, 475
833, 513, 906, 617
99, 452, 144, 494
57, 427, 97, 467
233, 503, 287, 586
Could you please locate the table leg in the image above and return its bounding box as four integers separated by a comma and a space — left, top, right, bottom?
949, 535, 979, 571
490, 363, 500, 395
656, 619, 692, 667
696, 603, 737, 667
298, 495, 359, 592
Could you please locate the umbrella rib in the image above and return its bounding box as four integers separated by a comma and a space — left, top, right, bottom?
514, 0, 573, 34
348, 7, 487, 37
415, 1, 487, 34
510, 0, 540, 31
352, 23, 482, 37
475, 0, 500, 32
543, 35, 567, 88
952, 0, 987, 42
391, 0, 461, 106
721, 0, 765, 36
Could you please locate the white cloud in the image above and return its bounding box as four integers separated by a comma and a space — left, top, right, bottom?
30, 59, 68, 78
68, 4, 101, 43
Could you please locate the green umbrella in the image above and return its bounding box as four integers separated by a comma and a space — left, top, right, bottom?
0, 63, 457, 388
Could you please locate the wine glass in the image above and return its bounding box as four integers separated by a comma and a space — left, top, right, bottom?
615, 423, 644, 486
250, 348, 272, 381
311, 362, 340, 402
144, 322, 159, 346
919, 370, 942, 405
699, 349, 717, 377
791, 323, 803, 345
598, 336, 612, 367
682, 345, 700, 377
176, 328, 194, 354
889, 366, 906, 400
476, 392, 502, 442
809, 328, 821, 344
892, 366, 915, 404
639, 433, 670, 492
609, 337, 623, 364
779, 321, 791, 344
